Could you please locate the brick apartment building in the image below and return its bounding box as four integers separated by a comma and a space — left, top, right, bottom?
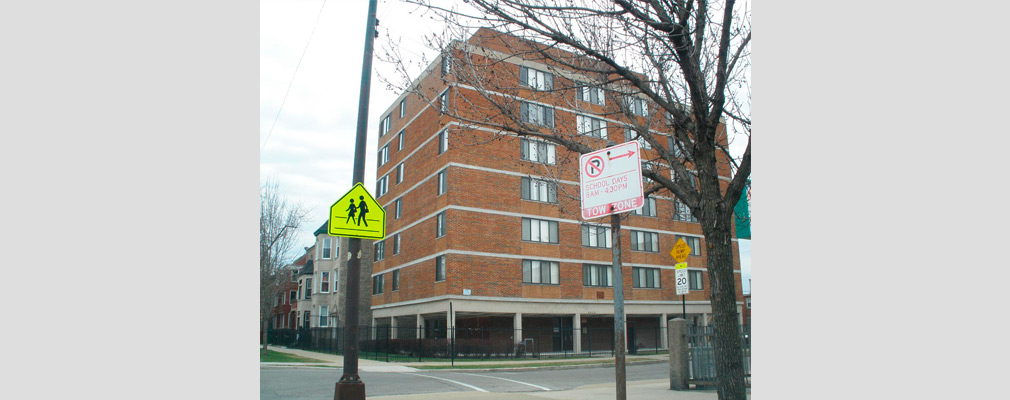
366, 28, 744, 353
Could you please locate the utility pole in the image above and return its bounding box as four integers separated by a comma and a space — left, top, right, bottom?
610, 209, 627, 400
334, 0, 377, 399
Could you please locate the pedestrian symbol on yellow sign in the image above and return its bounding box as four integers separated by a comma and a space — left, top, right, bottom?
329, 183, 385, 240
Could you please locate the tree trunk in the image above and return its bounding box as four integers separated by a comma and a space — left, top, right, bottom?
703, 213, 746, 400
262, 317, 270, 355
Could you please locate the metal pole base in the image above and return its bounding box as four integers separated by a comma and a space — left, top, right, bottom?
334, 378, 365, 400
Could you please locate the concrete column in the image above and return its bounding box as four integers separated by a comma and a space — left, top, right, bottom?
668, 318, 689, 390
702, 312, 709, 326
371, 317, 377, 339
417, 314, 425, 339
573, 313, 582, 354
514, 312, 523, 344
390, 316, 398, 339
446, 308, 455, 339
660, 313, 669, 349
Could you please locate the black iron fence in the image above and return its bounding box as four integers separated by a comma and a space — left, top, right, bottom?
266, 325, 667, 362
686, 324, 751, 386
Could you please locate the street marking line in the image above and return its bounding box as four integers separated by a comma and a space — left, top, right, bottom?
398, 372, 488, 392
460, 373, 552, 391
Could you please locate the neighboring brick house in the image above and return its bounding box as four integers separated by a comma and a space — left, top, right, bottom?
294, 221, 374, 329
268, 256, 304, 330
367, 28, 744, 353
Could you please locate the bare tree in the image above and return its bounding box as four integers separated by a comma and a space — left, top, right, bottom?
260, 180, 307, 355
382, 1, 750, 398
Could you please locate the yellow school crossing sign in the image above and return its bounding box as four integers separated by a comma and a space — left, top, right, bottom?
328, 183, 385, 240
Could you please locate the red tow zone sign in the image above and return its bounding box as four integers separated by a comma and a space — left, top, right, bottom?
578, 141, 644, 219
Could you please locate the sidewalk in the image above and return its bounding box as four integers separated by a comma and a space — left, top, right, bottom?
263, 346, 668, 372
369, 379, 748, 400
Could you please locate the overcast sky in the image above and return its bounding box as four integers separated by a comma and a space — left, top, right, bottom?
260, 0, 751, 293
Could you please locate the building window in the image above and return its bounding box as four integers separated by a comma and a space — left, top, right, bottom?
320, 271, 330, 292
399, 99, 406, 118
321, 237, 333, 259
438, 128, 448, 154
319, 305, 329, 327
674, 200, 697, 223
437, 169, 447, 195
435, 255, 446, 281
583, 264, 613, 287
395, 163, 404, 184
624, 127, 652, 149
397, 130, 405, 151
641, 161, 655, 185
577, 115, 608, 138
581, 224, 612, 248
303, 311, 310, 328
627, 96, 648, 116
520, 101, 554, 128
392, 233, 400, 255
519, 66, 553, 91
394, 197, 402, 219
378, 144, 390, 166
376, 175, 389, 197
669, 136, 692, 159
630, 197, 657, 217
374, 240, 386, 261
439, 89, 448, 113
577, 84, 605, 106
441, 53, 452, 76
522, 259, 559, 285
520, 177, 557, 203
630, 230, 659, 252
372, 274, 384, 295
392, 269, 400, 291
676, 235, 702, 256
689, 270, 703, 290
746, 297, 751, 309
298, 280, 303, 299
521, 217, 559, 244
520, 138, 556, 165
379, 115, 391, 136
436, 212, 446, 237
291, 270, 298, 281
632, 267, 661, 288
289, 290, 297, 304
304, 278, 312, 300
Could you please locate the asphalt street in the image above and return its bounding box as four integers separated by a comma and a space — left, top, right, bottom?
260, 362, 668, 399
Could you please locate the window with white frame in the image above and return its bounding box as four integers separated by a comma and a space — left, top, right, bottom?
376, 175, 388, 197
298, 280, 304, 299
319, 305, 329, 327
520, 66, 553, 91
392, 269, 400, 291
674, 200, 697, 223
435, 255, 446, 281
320, 271, 330, 292
632, 267, 661, 288
374, 240, 385, 261
581, 224, 612, 248
441, 54, 452, 75
522, 259, 559, 285
669, 136, 692, 159
321, 237, 333, 259
395, 163, 404, 184
397, 130, 405, 151
392, 233, 400, 255
437, 169, 447, 195
642, 161, 655, 185
583, 263, 613, 287
630, 197, 657, 217
630, 230, 659, 252
394, 197, 402, 219
689, 270, 703, 290
302, 311, 310, 328
520, 138, 556, 165
577, 83, 605, 106
627, 96, 648, 116
436, 212, 446, 237
520, 101, 554, 128
289, 290, 297, 304
372, 274, 384, 295
438, 128, 448, 154
520, 177, 557, 203
304, 278, 312, 299
399, 99, 406, 118
378, 144, 389, 166
438, 90, 448, 113
577, 115, 608, 138
379, 115, 390, 136
521, 217, 558, 244
676, 235, 702, 256
624, 127, 652, 149
333, 268, 338, 291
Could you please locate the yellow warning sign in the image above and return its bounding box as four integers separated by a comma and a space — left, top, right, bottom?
671, 237, 692, 263
328, 183, 385, 240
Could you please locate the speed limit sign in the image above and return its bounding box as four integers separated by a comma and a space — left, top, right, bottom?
675, 262, 689, 295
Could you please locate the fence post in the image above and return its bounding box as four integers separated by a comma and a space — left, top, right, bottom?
386, 326, 390, 362
417, 326, 422, 362
668, 318, 688, 390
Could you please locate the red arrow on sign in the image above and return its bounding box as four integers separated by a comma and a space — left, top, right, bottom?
609, 150, 635, 160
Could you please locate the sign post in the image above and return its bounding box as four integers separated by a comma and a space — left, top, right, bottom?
672, 238, 692, 319
579, 141, 644, 400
